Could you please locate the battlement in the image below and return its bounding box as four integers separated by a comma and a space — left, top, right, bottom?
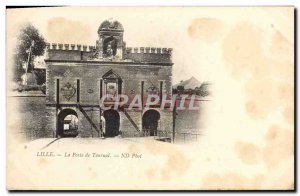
125, 47, 172, 55
45, 43, 172, 64
46, 43, 96, 52
46, 43, 172, 55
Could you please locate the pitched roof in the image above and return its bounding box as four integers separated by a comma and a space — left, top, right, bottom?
173, 76, 201, 89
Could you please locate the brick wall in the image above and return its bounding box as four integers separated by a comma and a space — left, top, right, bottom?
10, 95, 53, 140
46, 62, 172, 106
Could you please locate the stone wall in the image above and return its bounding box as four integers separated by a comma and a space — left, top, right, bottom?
10, 92, 209, 141
9, 94, 52, 140
174, 99, 211, 143
46, 62, 173, 106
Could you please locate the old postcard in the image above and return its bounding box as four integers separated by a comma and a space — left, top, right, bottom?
6, 6, 294, 190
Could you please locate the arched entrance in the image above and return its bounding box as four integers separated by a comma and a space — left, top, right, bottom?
142, 110, 160, 136
103, 109, 120, 137
57, 109, 79, 137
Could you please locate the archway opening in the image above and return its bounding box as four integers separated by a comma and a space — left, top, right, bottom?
142, 110, 160, 136
57, 109, 79, 138
103, 109, 120, 137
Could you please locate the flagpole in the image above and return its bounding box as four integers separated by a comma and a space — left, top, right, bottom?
24, 40, 34, 85
26, 41, 34, 73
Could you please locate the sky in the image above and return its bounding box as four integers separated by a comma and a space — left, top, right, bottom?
7, 7, 293, 85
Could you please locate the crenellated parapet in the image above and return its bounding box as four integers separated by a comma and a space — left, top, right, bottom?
46, 42, 173, 64
45, 43, 96, 61
46, 43, 96, 52
46, 43, 172, 54
125, 47, 172, 55
123, 47, 172, 64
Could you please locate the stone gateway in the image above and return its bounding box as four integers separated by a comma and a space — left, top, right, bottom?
45, 20, 173, 139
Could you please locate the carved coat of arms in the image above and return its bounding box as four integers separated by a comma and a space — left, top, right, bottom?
61, 82, 76, 101
146, 84, 158, 94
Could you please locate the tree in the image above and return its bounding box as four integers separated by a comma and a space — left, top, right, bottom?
177, 85, 184, 93
13, 23, 46, 82
33, 69, 46, 85
198, 82, 211, 97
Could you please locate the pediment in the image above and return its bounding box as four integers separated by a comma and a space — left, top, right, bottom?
102, 69, 121, 79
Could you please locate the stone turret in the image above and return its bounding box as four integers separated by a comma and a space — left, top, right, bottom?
97, 19, 125, 59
